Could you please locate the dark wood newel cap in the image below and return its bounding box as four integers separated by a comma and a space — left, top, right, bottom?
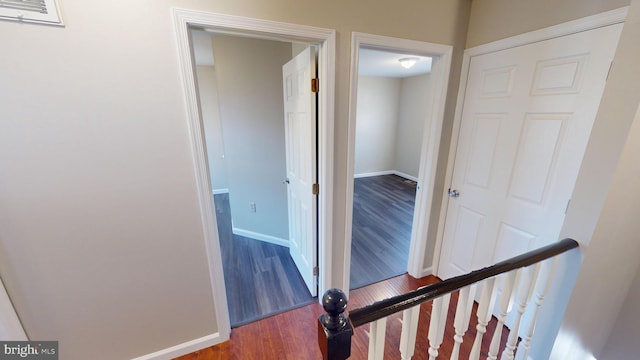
318, 288, 353, 360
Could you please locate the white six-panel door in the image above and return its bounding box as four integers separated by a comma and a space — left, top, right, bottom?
283, 47, 318, 296
438, 24, 623, 280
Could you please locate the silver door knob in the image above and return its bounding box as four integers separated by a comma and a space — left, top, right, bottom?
448, 188, 460, 198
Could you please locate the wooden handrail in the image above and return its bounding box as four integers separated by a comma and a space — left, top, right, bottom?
348, 238, 579, 328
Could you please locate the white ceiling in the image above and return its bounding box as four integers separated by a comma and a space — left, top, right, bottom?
358, 48, 432, 78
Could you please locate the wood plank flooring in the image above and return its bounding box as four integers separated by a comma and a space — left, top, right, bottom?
215, 193, 313, 327
350, 175, 416, 289
175, 274, 510, 359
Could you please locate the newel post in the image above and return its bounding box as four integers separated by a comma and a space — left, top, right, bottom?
317, 288, 353, 360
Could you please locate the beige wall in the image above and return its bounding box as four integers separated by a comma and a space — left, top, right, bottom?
0, 0, 471, 358
600, 262, 640, 359
466, 0, 630, 47
549, 1, 640, 356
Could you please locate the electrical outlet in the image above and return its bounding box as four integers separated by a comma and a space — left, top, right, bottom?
250, 202, 256, 213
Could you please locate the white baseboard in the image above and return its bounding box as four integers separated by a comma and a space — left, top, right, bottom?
212, 188, 229, 195
354, 170, 418, 182
393, 171, 418, 182
232, 227, 289, 247
131, 332, 224, 360
354, 170, 394, 178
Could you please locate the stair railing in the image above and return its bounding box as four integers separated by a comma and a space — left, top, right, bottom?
317, 238, 579, 360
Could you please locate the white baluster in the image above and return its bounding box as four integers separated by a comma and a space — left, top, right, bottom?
469, 277, 500, 360
515, 259, 558, 360
500, 264, 541, 360
488, 270, 520, 360
428, 293, 451, 360
368, 317, 387, 360
450, 284, 478, 360
399, 305, 421, 360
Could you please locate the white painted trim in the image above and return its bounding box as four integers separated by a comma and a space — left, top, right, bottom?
393, 171, 418, 183
172, 11, 336, 346
212, 188, 229, 195
131, 333, 222, 360
232, 227, 289, 247
172, 8, 231, 344
431, 6, 629, 278
0, 278, 27, 341
353, 170, 418, 182
422, 266, 433, 277
353, 170, 394, 178
465, 6, 629, 57
316, 24, 337, 298
343, 32, 453, 293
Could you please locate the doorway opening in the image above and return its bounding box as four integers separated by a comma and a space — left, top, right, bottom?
343, 33, 453, 293
191, 29, 318, 326
349, 48, 433, 289
173, 8, 336, 339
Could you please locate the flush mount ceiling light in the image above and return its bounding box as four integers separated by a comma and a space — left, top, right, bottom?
398, 57, 419, 69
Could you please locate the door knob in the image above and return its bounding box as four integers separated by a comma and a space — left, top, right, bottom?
448, 188, 460, 198
283, 178, 290, 184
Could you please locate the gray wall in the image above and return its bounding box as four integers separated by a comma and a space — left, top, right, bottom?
197, 65, 229, 192
354, 74, 431, 180
395, 74, 431, 178
354, 76, 401, 175
211, 35, 291, 242
0, 0, 471, 358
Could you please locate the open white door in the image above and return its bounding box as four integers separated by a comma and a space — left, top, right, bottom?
438, 24, 623, 280
283, 47, 318, 297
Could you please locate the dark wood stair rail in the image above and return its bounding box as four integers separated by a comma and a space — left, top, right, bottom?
317, 238, 579, 360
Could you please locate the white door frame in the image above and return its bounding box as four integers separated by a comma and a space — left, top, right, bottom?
343, 32, 453, 293
432, 6, 629, 277
172, 8, 336, 341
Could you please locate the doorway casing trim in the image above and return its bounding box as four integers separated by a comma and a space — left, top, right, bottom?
431, 6, 629, 278
172, 6, 336, 353
343, 32, 453, 293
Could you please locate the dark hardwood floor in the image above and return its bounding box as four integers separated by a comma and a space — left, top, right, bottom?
214, 193, 313, 327
350, 174, 416, 289
175, 274, 509, 359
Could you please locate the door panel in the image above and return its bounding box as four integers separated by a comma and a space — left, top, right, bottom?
438, 24, 623, 280
283, 47, 318, 296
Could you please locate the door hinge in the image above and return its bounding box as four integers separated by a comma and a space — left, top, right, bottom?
311, 78, 319, 93
565, 198, 571, 214
607, 61, 613, 80
312, 183, 319, 195
313, 266, 319, 276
